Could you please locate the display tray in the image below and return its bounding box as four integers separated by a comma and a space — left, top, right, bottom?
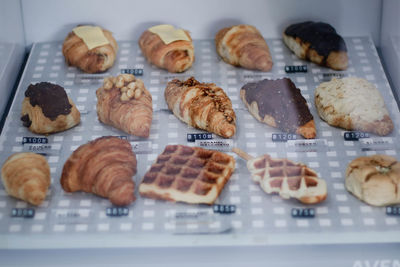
0, 37, 399, 249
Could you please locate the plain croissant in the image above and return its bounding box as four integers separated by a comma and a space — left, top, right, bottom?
139, 26, 194, 73
1, 153, 50, 206
165, 77, 236, 138
60, 136, 137, 206
96, 74, 153, 138
215, 24, 273, 71
62, 25, 118, 73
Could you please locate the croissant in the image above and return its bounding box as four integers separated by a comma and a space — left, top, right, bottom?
21, 82, 80, 134
165, 77, 236, 138
1, 153, 50, 206
139, 24, 194, 73
60, 136, 137, 206
62, 25, 118, 73
96, 74, 153, 138
215, 24, 273, 71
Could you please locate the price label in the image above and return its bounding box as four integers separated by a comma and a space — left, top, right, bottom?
322, 73, 345, 81
272, 133, 297, 142
11, 208, 35, 218
386, 206, 400, 216
344, 131, 370, 141
22, 137, 48, 144
53, 209, 91, 224
187, 133, 213, 142
360, 137, 393, 151
106, 207, 129, 217
121, 69, 143, 76
285, 65, 307, 73
130, 141, 152, 153
291, 208, 315, 218
213, 204, 236, 214
286, 139, 327, 152
75, 73, 109, 84
195, 139, 233, 151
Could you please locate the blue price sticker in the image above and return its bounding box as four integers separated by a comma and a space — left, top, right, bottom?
344, 131, 370, 141
11, 208, 35, 218
386, 206, 400, 216
285, 65, 307, 73
187, 133, 213, 142
22, 137, 48, 145
106, 207, 129, 217
272, 133, 297, 142
291, 208, 315, 218
121, 69, 143, 76
213, 204, 236, 214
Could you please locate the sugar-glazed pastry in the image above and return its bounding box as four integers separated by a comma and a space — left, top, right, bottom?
139, 24, 194, 73
62, 25, 118, 73
1, 152, 50, 206
96, 74, 153, 138
21, 82, 80, 134
61, 136, 137, 206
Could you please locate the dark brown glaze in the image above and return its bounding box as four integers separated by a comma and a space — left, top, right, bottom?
242, 78, 313, 133
20, 114, 32, 127
285, 21, 347, 57
24, 82, 72, 121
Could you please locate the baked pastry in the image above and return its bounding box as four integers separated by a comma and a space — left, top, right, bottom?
96, 74, 153, 138
1, 152, 50, 206
139, 24, 194, 73
315, 77, 393, 136
346, 155, 400, 206
233, 148, 327, 204
139, 145, 235, 205
241, 78, 316, 139
165, 77, 236, 138
61, 136, 137, 206
21, 82, 81, 134
283, 21, 348, 70
215, 24, 273, 71
62, 25, 118, 73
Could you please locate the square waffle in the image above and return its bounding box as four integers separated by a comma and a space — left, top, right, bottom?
247, 154, 327, 204
139, 145, 235, 204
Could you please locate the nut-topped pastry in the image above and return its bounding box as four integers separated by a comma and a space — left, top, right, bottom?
240, 78, 316, 139
21, 82, 81, 134
96, 74, 153, 138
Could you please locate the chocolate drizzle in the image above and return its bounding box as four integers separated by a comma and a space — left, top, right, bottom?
285, 21, 347, 57
23, 82, 72, 121
242, 78, 313, 133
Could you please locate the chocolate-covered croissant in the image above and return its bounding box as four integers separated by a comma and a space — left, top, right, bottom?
60, 136, 137, 206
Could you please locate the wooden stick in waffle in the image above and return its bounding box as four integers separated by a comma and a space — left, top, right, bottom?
165, 77, 236, 138
139, 145, 235, 204
232, 148, 327, 204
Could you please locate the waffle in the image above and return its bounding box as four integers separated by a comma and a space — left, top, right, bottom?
247, 154, 327, 204
139, 145, 235, 204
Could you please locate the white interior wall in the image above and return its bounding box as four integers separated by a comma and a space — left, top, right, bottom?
21, 0, 382, 45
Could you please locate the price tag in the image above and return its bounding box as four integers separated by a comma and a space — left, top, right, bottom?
286, 139, 327, 152
386, 206, 400, 216
130, 141, 152, 153
195, 139, 233, 151
187, 133, 213, 142
121, 69, 143, 76
22, 137, 48, 144
285, 65, 307, 73
213, 204, 236, 214
344, 131, 370, 141
106, 207, 129, 217
322, 73, 345, 81
11, 208, 35, 218
53, 209, 91, 224
360, 137, 393, 151
75, 73, 109, 84
22, 137, 58, 155
291, 208, 315, 218
272, 133, 297, 142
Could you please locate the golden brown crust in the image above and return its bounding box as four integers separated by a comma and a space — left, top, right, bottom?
215, 24, 273, 71
62, 27, 118, 73
165, 77, 236, 138
345, 155, 400, 206
138, 30, 194, 73
60, 136, 137, 206
96, 74, 153, 138
1, 153, 50, 206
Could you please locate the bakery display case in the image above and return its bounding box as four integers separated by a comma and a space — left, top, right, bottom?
0, 0, 399, 266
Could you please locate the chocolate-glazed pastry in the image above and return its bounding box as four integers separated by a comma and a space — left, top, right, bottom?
240, 78, 316, 139
283, 21, 348, 70
21, 82, 80, 134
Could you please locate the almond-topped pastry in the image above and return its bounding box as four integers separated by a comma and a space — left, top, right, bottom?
165, 77, 236, 138
233, 148, 327, 204
139, 144, 235, 205
240, 78, 316, 139
96, 74, 153, 137
61, 136, 137, 206
21, 82, 80, 134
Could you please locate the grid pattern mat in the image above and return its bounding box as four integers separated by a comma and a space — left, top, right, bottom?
0, 37, 399, 244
